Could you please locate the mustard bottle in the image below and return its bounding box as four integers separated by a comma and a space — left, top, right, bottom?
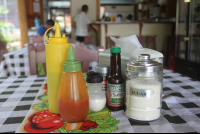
44, 24, 71, 114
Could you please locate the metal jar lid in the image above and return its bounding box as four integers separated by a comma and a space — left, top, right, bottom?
95, 64, 110, 74
127, 54, 163, 73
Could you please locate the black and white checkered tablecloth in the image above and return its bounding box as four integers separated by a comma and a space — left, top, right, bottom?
0, 45, 98, 77
0, 75, 46, 133
0, 70, 200, 133
0, 48, 29, 77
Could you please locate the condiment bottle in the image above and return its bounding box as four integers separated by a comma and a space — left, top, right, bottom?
107, 47, 125, 111
86, 72, 106, 112
95, 65, 110, 95
45, 24, 71, 114
125, 54, 163, 121
58, 46, 89, 123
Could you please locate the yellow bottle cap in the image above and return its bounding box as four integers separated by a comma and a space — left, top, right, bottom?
49, 31, 54, 38
44, 23, 68, 44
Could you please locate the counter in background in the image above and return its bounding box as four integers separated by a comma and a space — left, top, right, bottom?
91, 21, 175, 53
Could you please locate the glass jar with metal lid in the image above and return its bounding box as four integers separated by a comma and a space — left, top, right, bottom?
125, 54, 163, 122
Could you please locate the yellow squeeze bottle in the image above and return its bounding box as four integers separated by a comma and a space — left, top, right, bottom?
44, 24, 71, 114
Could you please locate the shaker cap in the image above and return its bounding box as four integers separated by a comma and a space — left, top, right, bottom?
86, 72, 103, 83
95, 65, 110, 74
127, 54, 163, 73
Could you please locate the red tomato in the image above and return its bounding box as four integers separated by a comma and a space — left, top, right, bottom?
25, 110, 65, 133
80, 121, 98, 131
44, 83, 48, 90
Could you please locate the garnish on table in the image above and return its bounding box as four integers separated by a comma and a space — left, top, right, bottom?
32, 102, 49, 111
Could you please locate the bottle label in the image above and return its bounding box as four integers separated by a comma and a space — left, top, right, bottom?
127, 87, 154, 98
107, 84, 125, 107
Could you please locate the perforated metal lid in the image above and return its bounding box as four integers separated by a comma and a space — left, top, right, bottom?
127, 54, 163, 73
95, 65, 110, 74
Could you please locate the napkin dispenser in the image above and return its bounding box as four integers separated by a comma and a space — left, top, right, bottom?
99, 35, 163, 79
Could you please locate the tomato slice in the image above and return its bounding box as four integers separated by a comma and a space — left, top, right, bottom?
25, 110, 65, 133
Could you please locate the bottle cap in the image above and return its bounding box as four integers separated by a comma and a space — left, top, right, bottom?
86, 71, 103, 83
127, 54, 163, 73
63, 46, 81, 72
49, 32, 54, 38
95, 64, 110, 74
110, 47, 121, 53
44, 23, 68, 44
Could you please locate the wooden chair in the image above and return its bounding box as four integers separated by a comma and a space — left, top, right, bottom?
97, 46, 104, 52
32, 36, 44, 46
163, 35, 175, 67
84, 36, 94, 45
28, 43, 46, 75
108, 36, 120, 48
0, 41, 8, 63
137, 36, 145, 47
69, 38, 75, 43
146, 35, 157, 50
72, 44, 99, 73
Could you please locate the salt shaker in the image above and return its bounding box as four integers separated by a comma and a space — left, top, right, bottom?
125, 54, 163, 121
86, 72, 106, 112
95, 65, 110, 95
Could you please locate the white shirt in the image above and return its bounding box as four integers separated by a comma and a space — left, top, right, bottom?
74, 12, 91, 36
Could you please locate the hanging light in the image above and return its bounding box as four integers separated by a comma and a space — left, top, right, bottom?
184, 0, 190, 3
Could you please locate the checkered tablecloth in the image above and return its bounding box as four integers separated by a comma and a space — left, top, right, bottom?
0, 70, 200, 133
0, 75, 46, 133
0, 48, 30, 77
0, 45, 98, 77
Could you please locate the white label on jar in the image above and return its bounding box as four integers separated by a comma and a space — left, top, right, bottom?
127, 87, 154, 98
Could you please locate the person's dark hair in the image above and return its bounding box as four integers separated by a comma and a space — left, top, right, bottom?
117, 14, 122, 18
82, 5, 88, 12
46, 20, 55, 26
127, 14, 133, 20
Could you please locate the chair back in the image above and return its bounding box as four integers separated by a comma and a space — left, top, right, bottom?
72, 44, 99, 73
137, 36, 145, 47
0, 41, 8, 63
84, 36, 93, 45
108, 36, 120, 48
146, 35, 157, 50
69, 38, 75, 43
97, 46, 104, 52
32, 36, 44, 46
28, 43, 46, 75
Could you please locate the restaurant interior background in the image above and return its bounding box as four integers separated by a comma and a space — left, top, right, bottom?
0, 0, 200, 80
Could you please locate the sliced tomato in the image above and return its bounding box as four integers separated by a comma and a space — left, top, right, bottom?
25, 110, 65, 133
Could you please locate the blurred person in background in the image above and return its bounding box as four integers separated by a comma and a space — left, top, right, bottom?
116, 14, 123, 22
36, 20, 55, 36
126, 14, 133, 22
73, 5, 91, 44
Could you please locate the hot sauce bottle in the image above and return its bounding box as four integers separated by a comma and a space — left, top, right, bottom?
58, 46, 89, 123
107, 47, 125, 111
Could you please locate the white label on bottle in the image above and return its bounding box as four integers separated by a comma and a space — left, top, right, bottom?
110, 92, 124, 98
127, 87, 154, 98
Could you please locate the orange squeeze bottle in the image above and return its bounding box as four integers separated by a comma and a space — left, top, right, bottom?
58, 46, 89, 123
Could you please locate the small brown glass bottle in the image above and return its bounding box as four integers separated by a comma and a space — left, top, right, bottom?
107, 47, 125, 111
